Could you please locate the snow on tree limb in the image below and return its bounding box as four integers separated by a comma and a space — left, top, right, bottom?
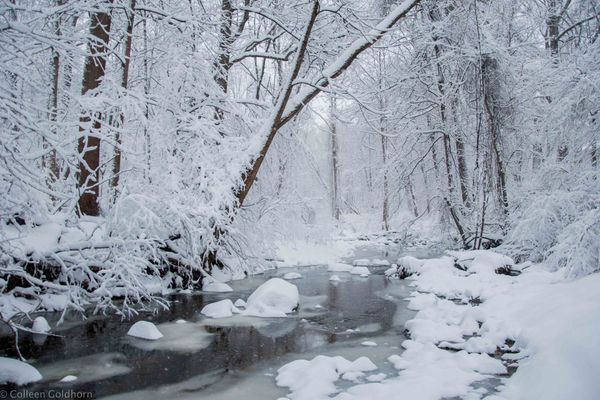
279, 0, 421, 128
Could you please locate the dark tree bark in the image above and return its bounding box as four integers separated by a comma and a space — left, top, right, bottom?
111, 0, 137, 197
77, 2, 114, 216
213, 0, 251, 123
46, 0, 64, 185
481, 56, 509, 227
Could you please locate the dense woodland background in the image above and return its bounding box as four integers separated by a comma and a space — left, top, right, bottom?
1, 0, 598, 315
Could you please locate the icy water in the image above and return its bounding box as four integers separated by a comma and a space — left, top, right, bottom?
0, 243, 440, 399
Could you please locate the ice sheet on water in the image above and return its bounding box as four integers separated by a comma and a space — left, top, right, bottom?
350, 266, 370, 275
36, 353, 130, 384
127, 322, 214, 353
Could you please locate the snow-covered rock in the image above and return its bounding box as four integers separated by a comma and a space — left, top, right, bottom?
200, 299, 241, 318
202, 280, 233, 292
350, 266, 370, 275
59, 375, 78, 382
32, 316, 51, 333
361, 341, 377, 347
0, 357, 42, 385
329, 275, 341, 281
234, 299, 246, 308
386, 256, 426, 279
446, 249, 513, 274
282, 272, 302, 280
398, 255, 425, 271
352, 259, 371, 266
277, 355, 377, 400
243, 278, 299, 317
127, 321, 163, 340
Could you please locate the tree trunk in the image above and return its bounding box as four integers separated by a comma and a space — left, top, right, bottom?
330, 95, 340, 220
111, 0, 136, 198
46, 0, 64, 185
77, 3, 114, 216
213, 0, 251, 124
381, 134, 390, 231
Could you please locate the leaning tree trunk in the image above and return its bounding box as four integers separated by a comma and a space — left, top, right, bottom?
236, 0, 421, 206
77, 2, 114, 216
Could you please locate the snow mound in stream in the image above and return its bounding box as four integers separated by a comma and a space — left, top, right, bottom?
127, 321, 163, 340
201, 278, 299, 319
201, 299, 241, 318
0, 357, 42, 385
243, 278, 299, 317
32, 316, 51, 333
282, 272, 302, 280
202, 280, 233, 292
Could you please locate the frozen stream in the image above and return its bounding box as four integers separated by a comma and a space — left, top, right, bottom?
1, 244, 440, 399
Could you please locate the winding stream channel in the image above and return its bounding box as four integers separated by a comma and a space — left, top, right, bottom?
1, 243, 441, 399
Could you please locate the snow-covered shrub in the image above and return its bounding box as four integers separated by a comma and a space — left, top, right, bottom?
546, 209, 600, 279
507, 150, 599, 277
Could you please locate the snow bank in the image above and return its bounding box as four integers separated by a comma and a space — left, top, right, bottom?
482, 272, 600, 400
352, 259, 370, 266
335, 341, 504, 400
0, 357, 42, 385
244, 278, 299, 317
200, 299, 241, 318
384, 249, 600, 400
126, 321, 163, 340
277, 355, 377, 400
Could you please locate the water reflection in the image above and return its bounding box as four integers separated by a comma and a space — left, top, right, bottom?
1, 267, 406, 398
